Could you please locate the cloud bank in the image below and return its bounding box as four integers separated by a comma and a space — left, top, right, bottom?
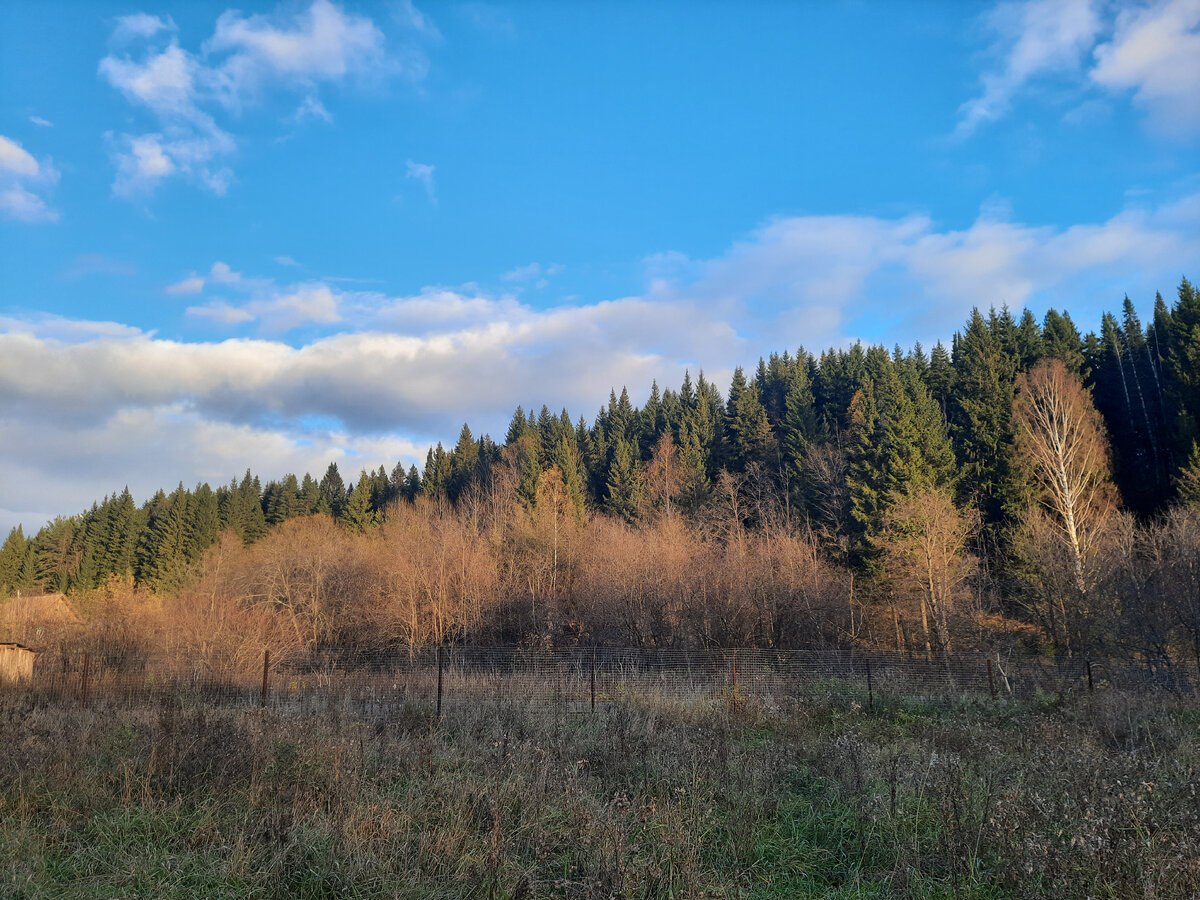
2, 192, 1196, 535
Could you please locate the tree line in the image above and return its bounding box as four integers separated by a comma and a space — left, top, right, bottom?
2, 279, 1199, 664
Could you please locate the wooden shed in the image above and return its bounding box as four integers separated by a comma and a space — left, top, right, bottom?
0, 642, 36, 684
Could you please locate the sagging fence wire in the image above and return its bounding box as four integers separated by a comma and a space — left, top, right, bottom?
3, 645, 1197, 714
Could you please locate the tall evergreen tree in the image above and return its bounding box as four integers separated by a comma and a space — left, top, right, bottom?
1042, 309, 1085, 376
949, 309, 1020, 549
448, 424, 479, 503
605, 438, 643, 522
0, 526, 34, 596
723, 367, 776, 473
339, 473, 380, 532
318, 463, 346, 516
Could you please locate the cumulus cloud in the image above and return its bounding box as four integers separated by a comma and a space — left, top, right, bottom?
0, 134, 59, 222
186, 283, 342, 332
99, 1, 432, 197
165, 261, 245, 295
958, 0, 1200, 137
204, 0, 394, 106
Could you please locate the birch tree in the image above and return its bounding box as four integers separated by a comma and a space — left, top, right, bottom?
1013, 358, 1116, 597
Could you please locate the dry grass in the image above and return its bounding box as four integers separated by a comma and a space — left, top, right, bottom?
1, 686, 1198, 899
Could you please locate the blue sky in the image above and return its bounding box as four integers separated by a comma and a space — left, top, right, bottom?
1, 0, 1198, 535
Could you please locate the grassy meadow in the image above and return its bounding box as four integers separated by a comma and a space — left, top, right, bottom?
2, 686, 1198, 899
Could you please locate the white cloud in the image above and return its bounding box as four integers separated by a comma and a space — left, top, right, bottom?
166, 275, 206, 295
0, 188, 57, 224
274, 255, 302, 267
209, 261, 242, 284
28, 116, 53, 128
0, 403, 426, 537
111, 13, 176, 44
185, 301, 256, 325
206, 0, 388, 96
186, 283, 342, 332
958, 0, 1200, 136
165, 261, 247, 295
501, 262, 543, 282
1092, 0, 1200, 134
0, 136, 42, 177
405, 159, 436, 203
957, 0, 1101, 137
99, 1, 431, 197
0, 135, 59, 222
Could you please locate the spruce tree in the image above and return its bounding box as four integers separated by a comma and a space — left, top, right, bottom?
448, 424, 479, 503
605, 438, 643, 522
1042, 309, 1085, 375
723, 367, 776, 473
187, 483, 220, 559
0, 526, 33, 596
1166, 277, 1200, 462
318, 463, 346, 516
949, 309, 1020, 549
340, 474, 380, 532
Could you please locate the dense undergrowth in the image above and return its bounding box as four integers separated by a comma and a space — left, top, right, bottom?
1, 688, 1198, 899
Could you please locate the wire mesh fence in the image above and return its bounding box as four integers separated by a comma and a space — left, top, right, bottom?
3, 644, 1197, 714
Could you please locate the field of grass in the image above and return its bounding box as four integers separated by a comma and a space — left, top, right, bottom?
2, 686, 1198, 899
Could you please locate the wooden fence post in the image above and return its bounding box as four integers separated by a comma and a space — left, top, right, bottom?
590, 647, 597, 713
987, 657, 997, 699
730, 652, 738, 710
260, 648, 270, 707
866, 657, 874, 709
80, 652, 91, 709
436, 646, 444, 718
1086, 658, 1094, 693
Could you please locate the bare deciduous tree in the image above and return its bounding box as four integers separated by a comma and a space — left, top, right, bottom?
1014, 358, 1117, 597
883, 487, 977, 656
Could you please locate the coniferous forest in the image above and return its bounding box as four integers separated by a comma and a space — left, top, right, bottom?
3, 280, 1200, 664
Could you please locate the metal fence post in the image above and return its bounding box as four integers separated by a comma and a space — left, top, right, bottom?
590, 647, 597, 713
1086, 658, 1094, 693
260, 648, 270, 707
866, 657, 874, 709
987, 657, 997, 699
